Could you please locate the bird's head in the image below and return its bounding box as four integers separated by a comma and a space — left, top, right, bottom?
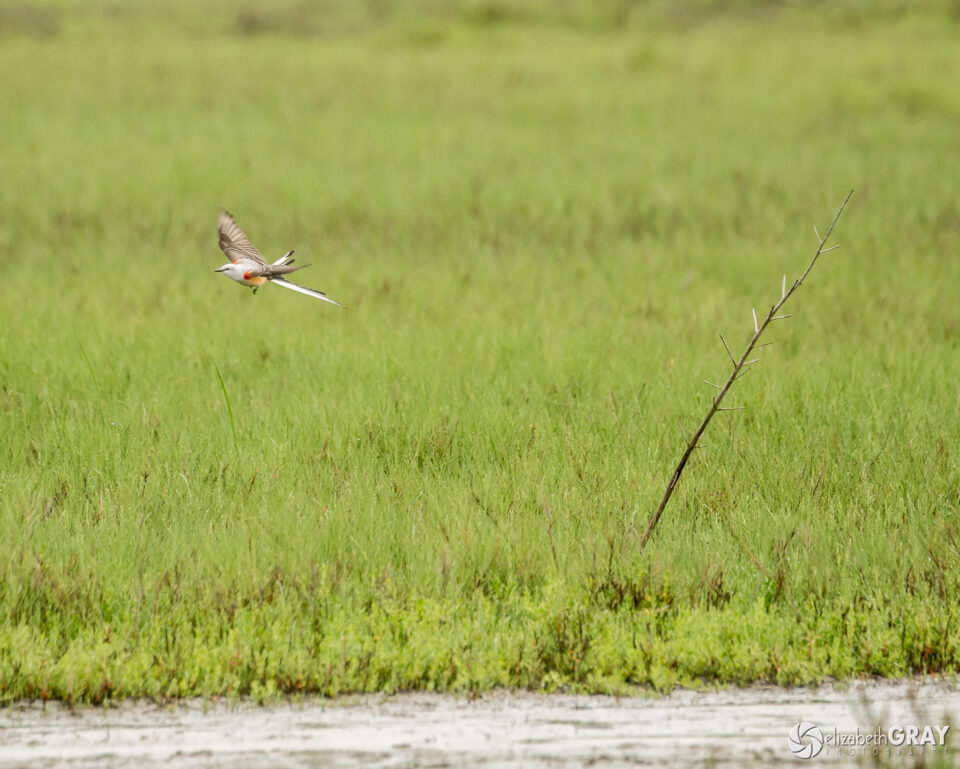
214, 263, 240, 276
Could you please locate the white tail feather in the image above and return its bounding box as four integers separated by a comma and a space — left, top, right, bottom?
272, 250, 295, 266
271, 278, 344, 308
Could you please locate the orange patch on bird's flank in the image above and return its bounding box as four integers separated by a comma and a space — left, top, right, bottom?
244, 274, 267, 286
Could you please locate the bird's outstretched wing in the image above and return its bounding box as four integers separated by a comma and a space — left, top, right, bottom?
272, 278, 345, 308
218, 211, 268, 266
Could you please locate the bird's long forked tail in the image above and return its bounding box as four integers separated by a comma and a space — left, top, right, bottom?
271, 277, 345, 308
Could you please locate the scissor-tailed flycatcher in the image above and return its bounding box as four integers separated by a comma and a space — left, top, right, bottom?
214, 211, 344, 308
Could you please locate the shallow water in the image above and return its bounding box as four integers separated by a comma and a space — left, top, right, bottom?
1, 680, 957, 767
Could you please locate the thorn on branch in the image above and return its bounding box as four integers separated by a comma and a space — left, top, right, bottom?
704, 380, 722, 390
719, 333, 736, 368
814, 225, 822, 245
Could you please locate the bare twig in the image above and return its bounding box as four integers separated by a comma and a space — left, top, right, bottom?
639, 190, 854, 550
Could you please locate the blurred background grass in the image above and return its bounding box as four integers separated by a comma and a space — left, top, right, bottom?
0, 0, 959, 701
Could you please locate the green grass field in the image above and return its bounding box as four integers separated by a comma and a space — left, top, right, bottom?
1, 1, 959, 703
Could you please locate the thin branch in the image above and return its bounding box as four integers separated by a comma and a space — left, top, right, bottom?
638, 190, 854, 550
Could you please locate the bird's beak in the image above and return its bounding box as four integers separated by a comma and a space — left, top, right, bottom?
214, 266, 226, 273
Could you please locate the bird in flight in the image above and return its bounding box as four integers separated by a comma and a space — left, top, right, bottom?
214, 211, 344, 308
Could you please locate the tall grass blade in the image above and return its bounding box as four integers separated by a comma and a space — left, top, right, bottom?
211, 357, 238, 449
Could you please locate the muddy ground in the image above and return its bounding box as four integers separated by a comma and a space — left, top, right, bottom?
1, 680, 958, 767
